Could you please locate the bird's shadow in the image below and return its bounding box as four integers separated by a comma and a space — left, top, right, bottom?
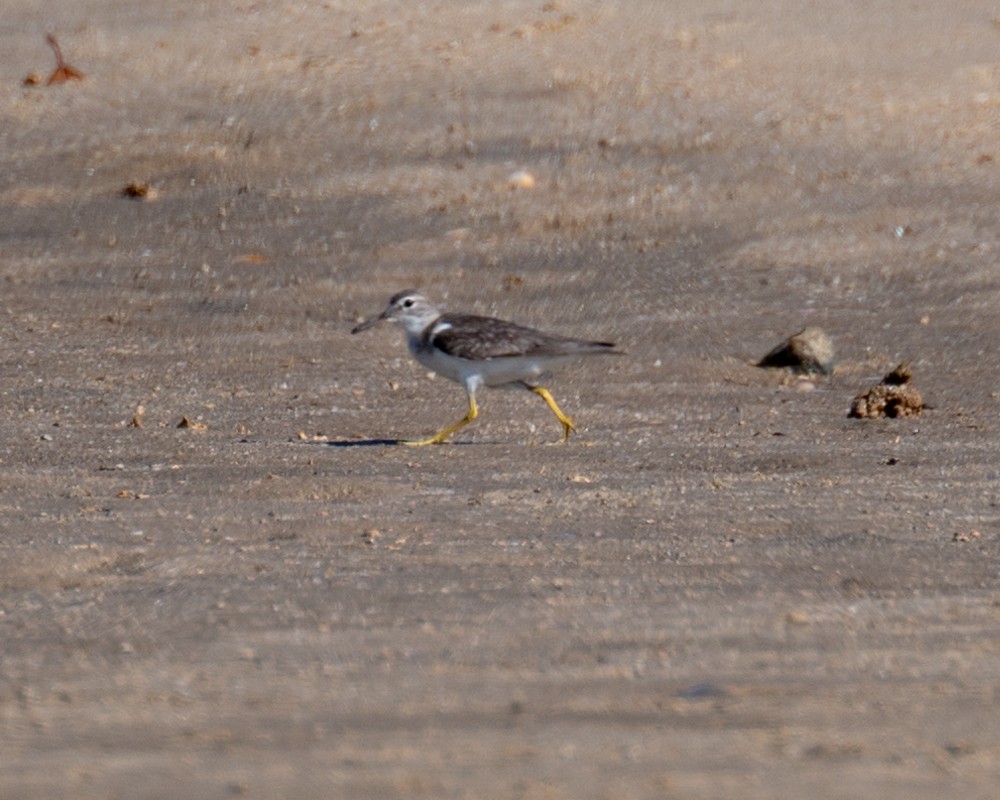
294, 437, 481, 448
304, 437, 401, 448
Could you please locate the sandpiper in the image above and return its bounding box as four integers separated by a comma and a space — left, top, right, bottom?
351, 290, 621, 445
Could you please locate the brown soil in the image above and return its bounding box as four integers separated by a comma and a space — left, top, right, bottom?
2, 2, 999, 798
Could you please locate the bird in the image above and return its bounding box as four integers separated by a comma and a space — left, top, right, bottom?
350, 289, 622, 445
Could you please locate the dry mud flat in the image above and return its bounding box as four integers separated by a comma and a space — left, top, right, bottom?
1, 1, 999, 798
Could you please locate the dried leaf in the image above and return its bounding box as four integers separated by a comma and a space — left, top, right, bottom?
45, 34, 85, 85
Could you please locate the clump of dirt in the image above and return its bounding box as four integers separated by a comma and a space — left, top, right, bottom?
122, 181, 158, 200
757, 327, 835, 376
849, 363, 925, 418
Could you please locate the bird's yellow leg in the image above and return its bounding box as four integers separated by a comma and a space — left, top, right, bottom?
531, 386, 576, 442
401, 394, 478, 446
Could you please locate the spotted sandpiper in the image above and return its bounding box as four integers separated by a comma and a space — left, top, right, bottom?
351, 290, 622, 444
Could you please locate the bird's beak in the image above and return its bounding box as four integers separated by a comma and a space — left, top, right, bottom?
351, 308, 389, 334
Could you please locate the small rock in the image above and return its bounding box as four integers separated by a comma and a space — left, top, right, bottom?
177, 416, 208, 430
944, 741, 976, 757
757, 327, 835, 375
122, 182, 156, 200
849, 363, 925, 419
507, 169, 535, 189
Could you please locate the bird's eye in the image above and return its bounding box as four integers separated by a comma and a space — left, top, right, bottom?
402, 298, 414, 308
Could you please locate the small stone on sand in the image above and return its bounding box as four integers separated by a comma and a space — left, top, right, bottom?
757, 327, 835, 376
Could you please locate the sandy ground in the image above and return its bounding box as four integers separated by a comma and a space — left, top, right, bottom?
2, 1, 1000, 797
